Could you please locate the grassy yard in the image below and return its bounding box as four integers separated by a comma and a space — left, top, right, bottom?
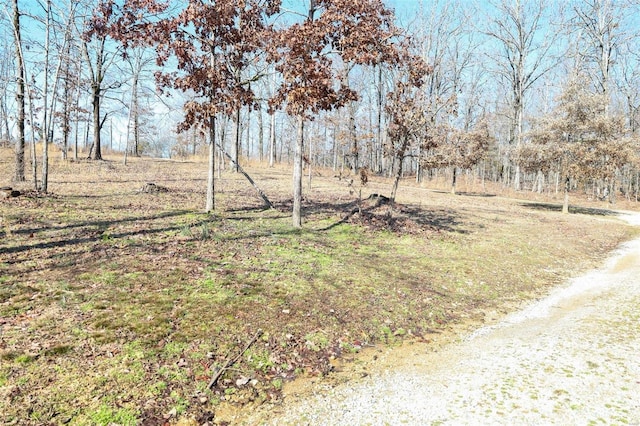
0, 151, 637, 425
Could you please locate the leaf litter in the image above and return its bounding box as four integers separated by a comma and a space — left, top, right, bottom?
0, 153, 637, 425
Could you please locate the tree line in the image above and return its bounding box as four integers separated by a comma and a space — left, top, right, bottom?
2, 0, 639, 225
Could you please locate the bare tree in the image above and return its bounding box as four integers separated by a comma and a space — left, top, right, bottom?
0, 36, 12, 146
59, 32, 74, 160
39, 0, 76, 190
616, 44, 640, 134
57, 24, 87, 162
123, 46, 154, 158
82, 2, 123, 161
40, 0, 52, 191
573, 0, 620, 111
409, 1, 481, 183
483, 0, 560, 190
10, 0, 25, 182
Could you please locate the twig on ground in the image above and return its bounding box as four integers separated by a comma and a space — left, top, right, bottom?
207, 329, 264, 389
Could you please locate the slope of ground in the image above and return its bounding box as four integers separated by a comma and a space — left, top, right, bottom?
242, 212, 640, 425
0, 151, 638, 425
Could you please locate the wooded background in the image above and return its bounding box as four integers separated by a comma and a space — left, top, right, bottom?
2, 0, 639, 221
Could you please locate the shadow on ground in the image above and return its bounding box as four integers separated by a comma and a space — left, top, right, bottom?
294, 196, 465, 234
457, 192, 497, 198
520, 202, 617, 217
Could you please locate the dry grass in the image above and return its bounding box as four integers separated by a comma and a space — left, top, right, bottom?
0, 148, 637, 425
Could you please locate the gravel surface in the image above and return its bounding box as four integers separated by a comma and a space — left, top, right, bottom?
244, 212, 640, 425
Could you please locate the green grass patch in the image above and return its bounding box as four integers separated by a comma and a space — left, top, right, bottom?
88, 405, 139, 426
0, 155, 636, 424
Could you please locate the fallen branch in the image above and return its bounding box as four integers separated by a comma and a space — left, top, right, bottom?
207, 329, 264, 390
215, 143, 274, 209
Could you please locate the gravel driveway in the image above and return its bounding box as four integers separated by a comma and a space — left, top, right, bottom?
244, 212, 640, 425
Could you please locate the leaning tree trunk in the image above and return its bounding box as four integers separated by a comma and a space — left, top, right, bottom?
215, 141, 273, 209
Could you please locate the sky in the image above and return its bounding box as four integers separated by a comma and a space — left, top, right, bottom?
5, 0, 638, 152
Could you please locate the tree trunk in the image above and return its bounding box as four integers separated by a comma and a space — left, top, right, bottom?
132, 73, 140, 156
269, 110, 276, 167
1, 102, 10, 146
40, 0, 51, 192
349, 101, 358, 173
233, 106, 241, 172
258, 103, 264, 162
451, 166, 457, 195
124, 84, 133, 164
123, 138, 129, 165
74, 73, 81, 161
74, 122, 79, 160
82, 36, 107, 161
12, 0, 25, 182
206, 115, 216, 213
292, 116, 304, 227
245, 108, 251, 159
84, 120, 90, 151
416, 146, 422, 184
562, 176, 570, 214
376, 65, 384, 174
513, 94, 523, 191
609, 178, 616, 205
25, 67, 38, 189
390, 155, 403, 203
217, 121, 224, 178
62, 69, 70, 160
92, 83, 102, 160
307, 131, 313, 190
332, 127, 338, 172
0, 104, 6, 146
60, 24, 74, 162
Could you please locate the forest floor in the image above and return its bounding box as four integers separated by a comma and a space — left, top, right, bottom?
0, 149, 638, 425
